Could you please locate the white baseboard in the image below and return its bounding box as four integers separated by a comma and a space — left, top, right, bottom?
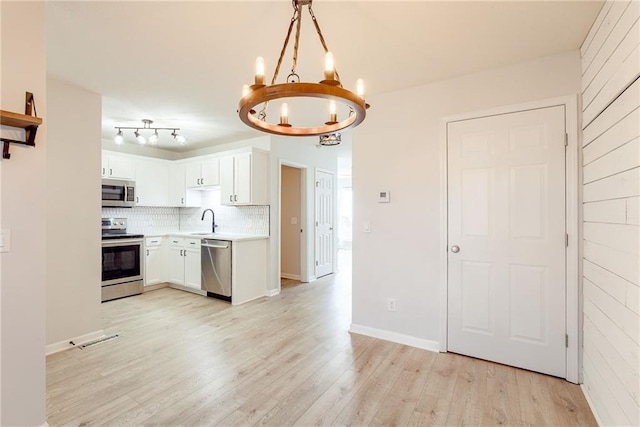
581, 384, 603, 426
46, 330, 105, 356
265, 289, 280, 297
349, 324, 440, 353
280, 273, 301, 280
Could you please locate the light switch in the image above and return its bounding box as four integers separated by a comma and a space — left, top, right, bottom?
0, 229, 10, 253
291, 217, 298, 225
363, 221, 371, 233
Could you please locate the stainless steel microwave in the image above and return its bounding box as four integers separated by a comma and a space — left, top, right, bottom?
102, 179, 136, 207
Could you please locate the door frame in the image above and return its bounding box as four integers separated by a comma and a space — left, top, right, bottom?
315, 168, 336, 278
438, 95, 581, 383
277, 159, 309, 293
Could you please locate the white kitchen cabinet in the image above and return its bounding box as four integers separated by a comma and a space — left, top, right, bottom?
144, 237, 166, 286
169, 162, 201, 207
102, 152, 135, 180
220, 150, 267, 206
186, 158, 219, 188
136, 158, 169, 206
168, 237, 201, 290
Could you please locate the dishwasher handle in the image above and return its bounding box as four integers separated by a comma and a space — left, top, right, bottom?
202, 243, 229, 249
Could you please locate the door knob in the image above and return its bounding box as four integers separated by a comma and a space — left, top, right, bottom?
451, 245, 460, 253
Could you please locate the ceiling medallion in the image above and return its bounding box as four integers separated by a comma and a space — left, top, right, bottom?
238, 0, 370, 141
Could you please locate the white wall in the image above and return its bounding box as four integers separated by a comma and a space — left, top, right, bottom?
0, 2, 47, 425
281, 165, 302, 278
580, 1, 639, 425
269, 136, 338, 290
352, 51, 581, 346
46, 78, 103, 347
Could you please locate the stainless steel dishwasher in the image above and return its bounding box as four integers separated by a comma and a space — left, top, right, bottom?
201, 239, 232, 301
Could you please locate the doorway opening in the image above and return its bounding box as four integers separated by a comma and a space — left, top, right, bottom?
279, 162, 307, 290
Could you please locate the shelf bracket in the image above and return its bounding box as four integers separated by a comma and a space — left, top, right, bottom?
1, 92, 40, 159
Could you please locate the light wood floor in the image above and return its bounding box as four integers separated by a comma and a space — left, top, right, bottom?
47, 253, 596, 426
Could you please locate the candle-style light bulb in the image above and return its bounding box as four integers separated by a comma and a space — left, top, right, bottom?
280, 103, 289, 125
356, 79, 365, 98
324, 52, 335, 80
328, 100, 337, 124
255, 56, 265, 86
242, 85, 250, 97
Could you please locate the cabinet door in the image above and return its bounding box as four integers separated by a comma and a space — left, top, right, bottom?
108, 155, 135, 180
169, 162, 187, 206
136, 158, 169, 206
220, 156, 235, 205
145, 247, 164, 286
201, 158, 220, 187
169, 246, 185, 285
185, 161, 202, 188
101, 153, 108, 177
234, 153, 252, 204
184, 247, 201, 289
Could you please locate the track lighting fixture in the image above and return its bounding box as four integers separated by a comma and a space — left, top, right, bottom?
113, 119, 186, 146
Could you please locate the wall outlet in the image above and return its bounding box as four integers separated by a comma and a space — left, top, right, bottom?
387, 298, 396, 311
363, 221, 371, 233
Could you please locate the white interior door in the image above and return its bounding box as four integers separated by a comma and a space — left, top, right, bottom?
447, 106, 567, 378
315, 170, 333, 278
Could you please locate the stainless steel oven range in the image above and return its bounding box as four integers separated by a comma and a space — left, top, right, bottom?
101, 218, 143, 302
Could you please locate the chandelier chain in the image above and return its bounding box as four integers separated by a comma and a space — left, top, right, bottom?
291, 4, 303, 77
308, 5, 341, 83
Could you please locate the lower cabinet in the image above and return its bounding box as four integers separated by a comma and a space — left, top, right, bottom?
168, 237, 201, 290
145, 237, 166, 286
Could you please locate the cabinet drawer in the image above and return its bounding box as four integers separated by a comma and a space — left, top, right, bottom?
184, 238, 201, 248
145, 237, 163, 247
169, 237, 184, 247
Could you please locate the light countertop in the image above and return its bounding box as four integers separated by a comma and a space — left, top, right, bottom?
144, 232, 269, 242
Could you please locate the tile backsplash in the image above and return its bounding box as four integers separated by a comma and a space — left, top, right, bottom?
102, 190, 269, 236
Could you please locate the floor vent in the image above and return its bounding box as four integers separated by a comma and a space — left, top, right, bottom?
78, 334, 119, 349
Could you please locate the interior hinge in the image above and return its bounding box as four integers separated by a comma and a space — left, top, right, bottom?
566, 233, 569, 247
566, 334, 569, 348
316, 221, 319, 226
564, 133, 568, 147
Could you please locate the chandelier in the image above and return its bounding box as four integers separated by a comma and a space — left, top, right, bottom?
113, 119, 186, 146
238, 0, 370, 142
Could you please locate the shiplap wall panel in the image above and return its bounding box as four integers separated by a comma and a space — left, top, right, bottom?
583, 198, 627, 223
584, 240, 639, 285
584, 317, 640, 411
584, 259, 629, 303
581, 1, 640, 425
582, 0, 631, 78
583, 17, 639, 107
583, 138, 639, 183
583, 167, 640, 202
627, 196, 640, 224
582, 1, 639, 102
582, 1, 614, 57
583, 107, 639, 164
584, 222, 640, 255
583, 319, 639, 426
583, 78, 640, 145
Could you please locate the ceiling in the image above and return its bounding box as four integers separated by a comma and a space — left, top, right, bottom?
47, 1, 603, 152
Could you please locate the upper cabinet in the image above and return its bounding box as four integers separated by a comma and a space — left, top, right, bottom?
186, 158, 219, 188
102, 152, 135, 180
169, 162, 201, 208
136, 157, 169, 206
220, 150, 267, 206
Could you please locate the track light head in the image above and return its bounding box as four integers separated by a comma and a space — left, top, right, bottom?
171, 130, 186, 145
134, 130, 146, 145
114, 129, 124, 145
148, 129, 159, 145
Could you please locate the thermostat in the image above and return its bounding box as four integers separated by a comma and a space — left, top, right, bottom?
378, 191, 390, 203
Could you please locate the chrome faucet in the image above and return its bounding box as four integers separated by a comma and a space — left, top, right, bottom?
201, 209, 216, 233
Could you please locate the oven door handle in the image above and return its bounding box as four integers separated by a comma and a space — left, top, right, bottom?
102, 239, 144, 247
